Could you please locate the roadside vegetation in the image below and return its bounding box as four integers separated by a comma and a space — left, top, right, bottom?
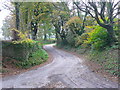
1, 1, 119, 77
58, 44, 118, 76
2, 36, 48, 73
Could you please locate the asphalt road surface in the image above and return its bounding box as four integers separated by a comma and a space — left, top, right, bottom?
1, 44, 118, 88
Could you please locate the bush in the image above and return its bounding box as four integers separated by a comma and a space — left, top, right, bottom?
14, 49, 48, 69
2, 39, 41, 61
86, 26, 108, 50
2, 39, 49, 69
66, 31, 76, 46
75, 33, 89, 48
2, 29, 49, 69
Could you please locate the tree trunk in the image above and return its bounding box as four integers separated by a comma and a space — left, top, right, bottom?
106, 25, 116, 45
44, 34, 47, 41
32, 25, 38, 40
13, 2, 20, 41
31, 22, 38, 40
55, 29, 60, 44
97, 22, 116, 46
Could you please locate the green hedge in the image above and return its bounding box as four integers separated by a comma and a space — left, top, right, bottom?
2, 40, 40, 61
14, 49, 48, 69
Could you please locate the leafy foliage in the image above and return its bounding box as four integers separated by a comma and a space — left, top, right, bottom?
75, 33, 89, 47
86, 26, 108, 50
66, 31, 76, 46
15, 49, 48, 69
65, 16, 82, 26
2, 1, 119, 76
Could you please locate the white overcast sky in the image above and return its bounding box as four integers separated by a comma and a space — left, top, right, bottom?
0, 0, 11, 39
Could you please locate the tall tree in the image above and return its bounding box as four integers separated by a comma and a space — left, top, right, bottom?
51, 2, 70, 44
13, 2, 20, 40
74, 0, 120, 45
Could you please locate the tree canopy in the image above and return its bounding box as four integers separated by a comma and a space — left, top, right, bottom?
2, 1, 119, 48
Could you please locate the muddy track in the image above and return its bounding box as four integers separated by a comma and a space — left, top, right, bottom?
1, 44, 118, 88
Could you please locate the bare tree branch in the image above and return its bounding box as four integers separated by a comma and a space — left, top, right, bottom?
3, 3, 14, 12
113, 1, 120, 9
74, 2, 95, 18
113, 11, 120, 19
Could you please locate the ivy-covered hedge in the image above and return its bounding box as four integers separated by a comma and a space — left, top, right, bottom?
2, 39, 41, 61
15, 49, 48, 68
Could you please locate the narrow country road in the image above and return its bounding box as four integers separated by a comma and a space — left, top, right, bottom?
1, 44, 118, 88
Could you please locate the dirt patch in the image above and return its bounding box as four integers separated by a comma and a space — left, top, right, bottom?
1, 48, 53, 78
54, 46, 118, 83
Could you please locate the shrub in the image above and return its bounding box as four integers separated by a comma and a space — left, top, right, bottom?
86, 26, 108, 50
15, 49, 48, 69
75, 33, 89, 47
2, 29, 49, 69
2, 40, 49, 69
2, 39, 41, 61
66, 31, 76, 46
